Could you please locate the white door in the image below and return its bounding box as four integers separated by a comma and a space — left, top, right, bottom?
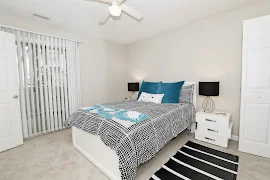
239, 15, 270, 158
0, 31, 23, 152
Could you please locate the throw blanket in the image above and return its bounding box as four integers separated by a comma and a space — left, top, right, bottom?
65, 100, 195, 180
85, 105, 149, 128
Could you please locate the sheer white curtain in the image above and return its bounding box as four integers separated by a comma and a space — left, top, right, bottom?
0, 26, 81, 138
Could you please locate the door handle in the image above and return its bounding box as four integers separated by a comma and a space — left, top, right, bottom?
13, 95, 18, 99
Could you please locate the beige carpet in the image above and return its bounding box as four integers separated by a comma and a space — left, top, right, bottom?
1, 129, 270, 180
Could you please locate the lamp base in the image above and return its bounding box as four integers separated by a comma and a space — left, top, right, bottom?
202, 96, 215, 113
131, 92, 138, 100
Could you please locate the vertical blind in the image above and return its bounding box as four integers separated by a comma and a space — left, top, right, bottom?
0, 26, 81, 138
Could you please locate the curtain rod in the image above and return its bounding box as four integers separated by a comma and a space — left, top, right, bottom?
0, 24, 83, 43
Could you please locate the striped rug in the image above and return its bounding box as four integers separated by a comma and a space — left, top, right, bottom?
150, 141, 239, 180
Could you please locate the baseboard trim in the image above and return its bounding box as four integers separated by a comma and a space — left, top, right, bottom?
231, 135, 239, 141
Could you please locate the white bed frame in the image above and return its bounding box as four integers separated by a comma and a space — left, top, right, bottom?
72, 82, 197, 180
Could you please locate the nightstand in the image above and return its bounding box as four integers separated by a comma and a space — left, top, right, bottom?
195, 110, 233, 148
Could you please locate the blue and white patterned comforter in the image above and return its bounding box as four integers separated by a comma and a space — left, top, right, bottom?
65, 100, 195, 180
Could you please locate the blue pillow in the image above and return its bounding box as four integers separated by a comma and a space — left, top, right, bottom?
138, 81, 161, 98
157, 81, 185, 103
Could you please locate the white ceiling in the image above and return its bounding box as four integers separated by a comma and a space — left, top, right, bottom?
0, 0, 264, 44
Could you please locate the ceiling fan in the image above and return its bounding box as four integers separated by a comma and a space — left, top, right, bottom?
87, 0, 144, 24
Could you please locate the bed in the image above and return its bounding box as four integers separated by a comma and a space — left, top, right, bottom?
65, 82, 196, 180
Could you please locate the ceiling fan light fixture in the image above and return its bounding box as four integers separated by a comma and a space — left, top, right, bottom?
109, 5, 122, 17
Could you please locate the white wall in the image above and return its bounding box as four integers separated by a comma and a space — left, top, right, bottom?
126, 1, 270, 136
2, 1, 270, 136
0, 14, 128, 107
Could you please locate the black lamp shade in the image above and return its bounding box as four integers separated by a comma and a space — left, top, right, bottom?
128, 83, 139, 92
199, 82, 219, 96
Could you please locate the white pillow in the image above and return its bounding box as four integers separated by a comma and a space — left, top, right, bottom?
138, 92, 164, 104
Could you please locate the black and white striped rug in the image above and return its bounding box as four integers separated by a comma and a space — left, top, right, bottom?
150, 141, 239, 180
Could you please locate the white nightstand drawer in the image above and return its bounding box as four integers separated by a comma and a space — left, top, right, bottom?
195, 131, 229, 148
197, 122, 233, 139
196, 111, 231, 127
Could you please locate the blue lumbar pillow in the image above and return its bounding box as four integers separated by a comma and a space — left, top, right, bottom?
158, 81, 185, 103
138, 81, 161, 98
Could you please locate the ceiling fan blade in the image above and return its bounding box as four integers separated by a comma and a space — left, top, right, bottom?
99, 8, 111, 25
85, 0, 111, 5
117, 0, 127, 5
121, 4, 143, 20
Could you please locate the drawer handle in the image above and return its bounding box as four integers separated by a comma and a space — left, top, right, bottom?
205, 137, 215, 141
206, 119, 216, 123
207, 128, 218, 133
